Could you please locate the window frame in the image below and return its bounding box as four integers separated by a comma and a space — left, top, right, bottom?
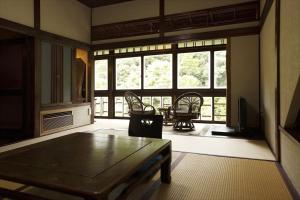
94, 44, 227, 123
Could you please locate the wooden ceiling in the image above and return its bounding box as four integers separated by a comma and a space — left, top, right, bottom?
78, 0, 133, 7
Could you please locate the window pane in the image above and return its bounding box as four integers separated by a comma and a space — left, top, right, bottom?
116, 57, 141, 90
95, 60, 108, 90
162, 96, 172, 108
142, 96, 172, 111
178, 51, 210, 89
152, 97, 162, 111
142, 97, 151, 105
95, 97, 108, 117
200, 97, 212, 121
214, 51, 227, 88
114, 96, 129, 117
214, 97, 226, 121
144, 54, 172, 89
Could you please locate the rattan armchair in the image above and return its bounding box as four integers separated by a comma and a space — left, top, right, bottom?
124, 91, 156, 116
171, 92, 204, 131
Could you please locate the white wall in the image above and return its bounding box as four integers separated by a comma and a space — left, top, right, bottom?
279, 0, 300, 127
280, 0, 300, 195
260, 2, 276, 152
0, 0, 34, 27
41, 0, 91, 43
281, 131, 300, 194
92, 0, 159, 26
230, 35, 259, 128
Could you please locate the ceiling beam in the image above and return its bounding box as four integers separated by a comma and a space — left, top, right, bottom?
77, 0, 133, 8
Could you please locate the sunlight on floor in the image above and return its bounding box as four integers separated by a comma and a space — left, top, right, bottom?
0, 119, 275, 161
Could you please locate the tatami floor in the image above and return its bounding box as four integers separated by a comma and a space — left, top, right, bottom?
0, 119, 291, 199
0, 119, 275, 160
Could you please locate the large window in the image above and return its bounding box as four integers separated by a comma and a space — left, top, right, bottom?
178, 51, 210, 89
95, 59, 108, 90
94, 40, 227, 122
116, 57, 141, 89
144, 54, 172, 89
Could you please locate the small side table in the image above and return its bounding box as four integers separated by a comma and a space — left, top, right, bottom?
158, 107, 173, 126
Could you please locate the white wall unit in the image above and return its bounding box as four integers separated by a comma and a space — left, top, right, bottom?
40, 105, 91, 136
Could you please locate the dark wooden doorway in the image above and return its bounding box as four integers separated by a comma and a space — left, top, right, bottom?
0, 28, 35, 144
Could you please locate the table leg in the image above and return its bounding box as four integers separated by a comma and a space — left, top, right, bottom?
161, 144, 172, 184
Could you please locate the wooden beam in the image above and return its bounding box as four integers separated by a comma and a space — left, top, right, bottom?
0, 17, 90, 49
34, 0, 40, 30
159, 0, 165, 38
260, 0, 274, 30
92, 26, 259, 50
77, 0, 133, 8
275, 0, 281, 161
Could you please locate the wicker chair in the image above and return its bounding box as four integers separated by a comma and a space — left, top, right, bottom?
171, 92, 204, 131
124, 91, 156, 116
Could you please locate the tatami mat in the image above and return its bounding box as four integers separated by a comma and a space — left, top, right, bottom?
92, 129, 275, 161
150, 153, 292, 200
0, 152, 293, 200
163, 134, 275, 161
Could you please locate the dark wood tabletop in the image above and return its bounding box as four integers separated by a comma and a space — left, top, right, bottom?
0, 132, 171, 199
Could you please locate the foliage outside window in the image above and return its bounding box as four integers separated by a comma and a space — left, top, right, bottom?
144, 54, 172, 89
214, 97, 226, 121
178, 51, 210, 89
95, 60, 108, 90
116, 57, 141, 90
214, 51, 227, 88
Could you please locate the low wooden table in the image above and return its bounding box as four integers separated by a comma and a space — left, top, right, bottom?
0, 132, 171, 199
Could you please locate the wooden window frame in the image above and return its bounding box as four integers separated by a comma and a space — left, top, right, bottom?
94, 44, 228, 124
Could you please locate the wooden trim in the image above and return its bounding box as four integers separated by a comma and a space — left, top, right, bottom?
260, 0, 274, 30
0, 17, 90, 49
91, 1, 259, 41
34, 0, 40, 30
88, 50, 95, 123
275, 0, 281, 161
159, 0, 165, 38
258, 27, 261, 132
77, 0, 133, 8
34, 38, 41, 137
41, 102, 91, 111
107, 54, 115, 118
92, 26, 259, 50
172, 44, 178, 93
275, 162, 300, 200
279, 126, 300, 144
226, 37, 232, 127
0, 17, 36, 36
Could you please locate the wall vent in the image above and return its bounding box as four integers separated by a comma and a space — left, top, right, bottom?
42, 111, 73, 132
